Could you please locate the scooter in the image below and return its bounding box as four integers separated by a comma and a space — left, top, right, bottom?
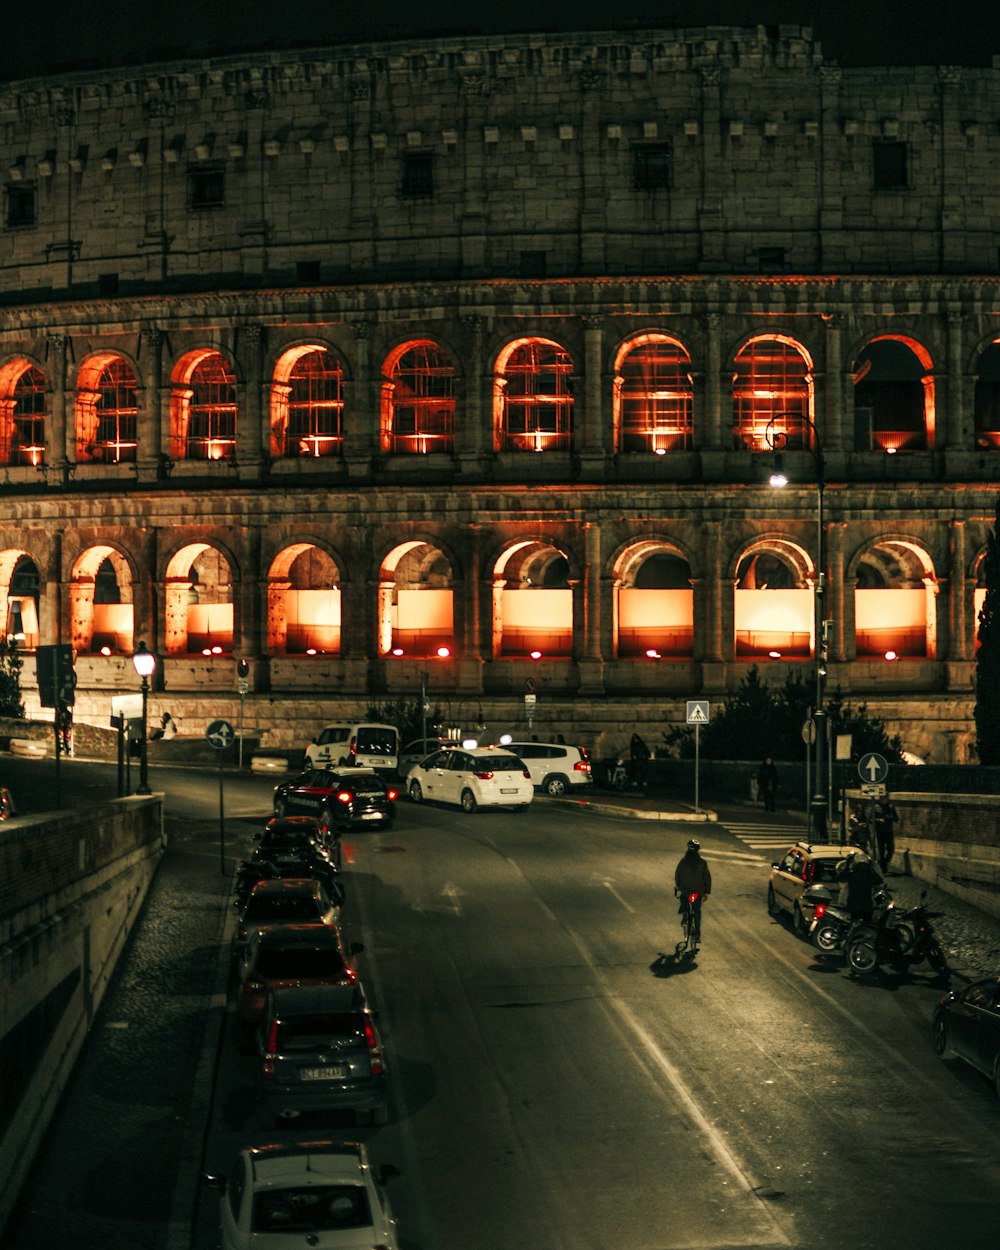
806, 881, 891, 955
845, 891, 947, 975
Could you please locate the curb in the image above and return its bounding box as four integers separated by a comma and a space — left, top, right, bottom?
559, 798, 718, 822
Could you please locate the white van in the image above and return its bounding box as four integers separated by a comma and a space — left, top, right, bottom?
305, 722, 399, 772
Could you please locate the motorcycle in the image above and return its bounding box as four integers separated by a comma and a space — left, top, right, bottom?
844, 891, 948, 975
807, 881, 892, 955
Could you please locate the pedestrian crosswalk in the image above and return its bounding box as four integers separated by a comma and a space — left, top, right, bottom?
722, 821, 808, 854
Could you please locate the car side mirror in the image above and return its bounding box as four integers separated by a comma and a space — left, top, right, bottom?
203, 1174, 226, 1192
377, 1164, 400, 1184
771, 862, 779, 870
350, 941, 365, 955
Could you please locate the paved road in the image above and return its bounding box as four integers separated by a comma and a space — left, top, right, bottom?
7, 771, 1000, 1249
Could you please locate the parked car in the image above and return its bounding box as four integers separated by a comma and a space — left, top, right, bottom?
305, 722, 399, 772
205, 1139, 401, 1250
250, 815, 342, 881
256, 983, 388, 1125
273, 768, 397, 832
934, 977, 1000, 1097
406, 746, 533, 812
232, 878, 341, 972
397, 736, 456, 775
235, 923, 365, 1030
504, 740, 593, 796
767, 840, 865, 934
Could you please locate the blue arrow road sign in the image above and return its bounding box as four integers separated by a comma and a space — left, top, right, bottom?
206, 719, 235, 750
857, 752, 888, 784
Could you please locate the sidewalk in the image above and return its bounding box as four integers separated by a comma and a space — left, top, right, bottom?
557, 786, 718, 822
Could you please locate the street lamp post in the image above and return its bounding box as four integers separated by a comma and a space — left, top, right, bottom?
767, 417, 829, 838
132, 640, 157, 796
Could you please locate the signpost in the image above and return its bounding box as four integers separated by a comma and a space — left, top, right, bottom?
686, 700, 710, 813
525, 678, 537, 732
206, 719, 235, 875
857, 752, 889, 856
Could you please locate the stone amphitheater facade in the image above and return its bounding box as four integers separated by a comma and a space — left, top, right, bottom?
0, 23, 998, 762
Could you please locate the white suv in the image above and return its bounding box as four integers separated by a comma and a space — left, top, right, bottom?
504, 741, 593, 797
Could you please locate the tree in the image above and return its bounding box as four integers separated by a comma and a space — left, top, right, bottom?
975, 492, 1000, 764
0, 638, 25, 719
661, 664, 906, 763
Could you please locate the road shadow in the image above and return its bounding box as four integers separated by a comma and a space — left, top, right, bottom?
650, 951, 699, 977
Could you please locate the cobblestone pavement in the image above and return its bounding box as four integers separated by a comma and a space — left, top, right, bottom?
6, 790, 1000, 1249
4, 815, 235, 1250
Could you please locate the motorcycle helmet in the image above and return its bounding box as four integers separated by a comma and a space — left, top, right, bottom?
686, 839, 700, 852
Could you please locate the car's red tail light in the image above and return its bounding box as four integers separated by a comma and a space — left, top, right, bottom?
574, 760, 591, 772
386, 787, 398, 801
522, 770, 531, 780
474, 770, 494, 780
336, 790, 353, 804
364, 1017, 383, 1075
813, 901, 827, 919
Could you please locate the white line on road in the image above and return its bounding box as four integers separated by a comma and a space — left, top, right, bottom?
595, 876, 636, 913
564, 925, 791, 1246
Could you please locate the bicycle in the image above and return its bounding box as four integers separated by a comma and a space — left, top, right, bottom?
674, 889, 702, 958
608, 758, 631, 791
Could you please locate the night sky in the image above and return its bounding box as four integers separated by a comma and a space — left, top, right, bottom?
4, 2, 999, 82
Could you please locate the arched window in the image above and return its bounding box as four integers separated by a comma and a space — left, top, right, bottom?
0, 364, 46, 467
77, 357, 138, 463
185, 353, 237, 460
852, 338, 933, 452
974, 342, 1000, 450
496, 340, 573, 453
732, 338, 812, 452
279, 348, 344, 458
615, 337, 693, 453
382, 341, 455, 454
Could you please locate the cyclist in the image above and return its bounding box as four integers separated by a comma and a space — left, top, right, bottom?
674, 838, 712, 944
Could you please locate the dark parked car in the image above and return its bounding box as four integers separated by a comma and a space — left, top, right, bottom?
256, 983, 388, 1126
235, 923, 365, 1031
232, 878, 341, 972
934, 977, 1000, 1097
250, 814, 341, 877
273, 768, 397, 832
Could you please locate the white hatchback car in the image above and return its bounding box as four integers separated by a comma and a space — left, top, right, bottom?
205, 1139, 400, 1250
406, 746, 534, 812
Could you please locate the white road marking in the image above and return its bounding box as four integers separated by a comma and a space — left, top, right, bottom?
596, 876, 636, 914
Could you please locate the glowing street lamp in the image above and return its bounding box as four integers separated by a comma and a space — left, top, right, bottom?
767, 416, 829, 837
131, 640, 157, 795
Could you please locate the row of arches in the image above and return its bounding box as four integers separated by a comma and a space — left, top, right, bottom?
1, 532, 988, 665
3, 331, 1000, 466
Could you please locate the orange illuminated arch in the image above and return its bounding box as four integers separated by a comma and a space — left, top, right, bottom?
732, 337, 813, 452
75, 353, 139, 464
494, 338, 574, 453
271, 345, 344, 459
267, 542, 342, 655
852, 335, 935, 452
70, 544, 135, 654
613, 335, 693, 453
170, 349, 237, 461
381, 340, 456, 455
0, 357, 46, 467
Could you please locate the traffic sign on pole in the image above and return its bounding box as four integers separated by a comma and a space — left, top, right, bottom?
857, 752, 888, 784
686, 700, 710, 725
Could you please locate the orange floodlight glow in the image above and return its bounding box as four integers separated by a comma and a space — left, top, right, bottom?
884, 650, 898, 661
436, 645, 451, 658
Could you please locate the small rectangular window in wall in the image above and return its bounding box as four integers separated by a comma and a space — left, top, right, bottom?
519, 251, 547, 278
6, 185, 35, 228
188, 165, 225, 209
873, 141, 907, 189
296, 260, 321, 284
632, 143, 672, 191
758, 247, 787, 273
401, 152, 434, 198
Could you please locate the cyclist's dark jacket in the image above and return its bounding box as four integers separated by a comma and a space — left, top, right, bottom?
675, 852, 712, 896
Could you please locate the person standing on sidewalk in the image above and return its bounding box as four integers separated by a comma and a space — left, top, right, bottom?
873, 798, 899, 873
757, 756, 779, 812
630, 732, 651, 787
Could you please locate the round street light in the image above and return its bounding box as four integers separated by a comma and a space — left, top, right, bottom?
131, 641, 157, 795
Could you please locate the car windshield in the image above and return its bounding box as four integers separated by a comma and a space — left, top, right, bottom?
255, 947, 347, 979
245, 895, 321, 921
261, 829, 312, 851
253, 1185, 372, 1233
356, 728, 396, 754
276, 1013, 363, 1049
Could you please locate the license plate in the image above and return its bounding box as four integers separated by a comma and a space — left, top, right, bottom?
361, 811, 384, 820
301, 1065, 345, 1080
501, 788, 518, 794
